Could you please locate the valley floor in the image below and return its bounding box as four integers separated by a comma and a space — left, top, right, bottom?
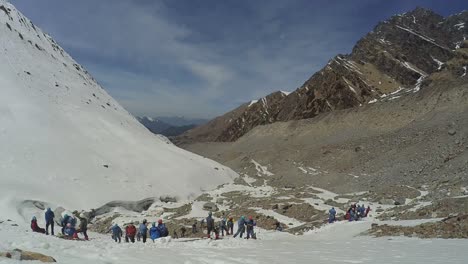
1, 219, 468, 264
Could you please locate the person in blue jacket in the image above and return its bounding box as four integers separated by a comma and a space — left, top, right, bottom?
111, 224, 122, 243
233, 216, 246, 238
139, 219, 148, 243
63, 223, 76, 238
150, 222, 161, 241
328, 207, 337, 223
45, 208, 55, 235
359, 204, 366, 217
245, 216, 256, 239
349, 208, 357, 221
61, 214, 71, 235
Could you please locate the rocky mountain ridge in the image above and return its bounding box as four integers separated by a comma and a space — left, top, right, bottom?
176, 7, 468, 143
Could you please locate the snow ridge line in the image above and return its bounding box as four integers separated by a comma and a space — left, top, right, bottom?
395, 25, 451, 51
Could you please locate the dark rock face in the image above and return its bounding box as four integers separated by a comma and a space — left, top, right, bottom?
177, 8, 468, 143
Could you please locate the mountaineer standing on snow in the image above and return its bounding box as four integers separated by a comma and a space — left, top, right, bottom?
157, 219, 169, 237
77, 213, 89, 240
111, 224, 123, 243
192, 220, 198, 234
329, 207, 337, 223
365, 205, 371, 217
227, 216, 234, 235
44, 208, 55, 235
139, 219, 148, 243
125, 223, 137, 243
206, 212, 215, 238
233, 216, 246, 238
245, 216, 256, 239
219, 215, 229, 236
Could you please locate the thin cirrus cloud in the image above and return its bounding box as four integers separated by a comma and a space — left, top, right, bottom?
9, 0, 468, 118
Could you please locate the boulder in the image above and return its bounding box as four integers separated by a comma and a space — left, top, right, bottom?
394, 197, 406, 206
448, 129, 457, 136
379, 199, 394, 205
203, 202, 218, 212
1, 249, 56, 262
160, 196, 177, 203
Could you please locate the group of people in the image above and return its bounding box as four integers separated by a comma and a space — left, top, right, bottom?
111, 219, 169, 243
30, 208, 88, 240
31, 209, 261, 242
328, 204, 371, 223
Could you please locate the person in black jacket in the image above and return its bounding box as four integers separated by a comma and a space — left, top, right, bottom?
206, 212, 215, 238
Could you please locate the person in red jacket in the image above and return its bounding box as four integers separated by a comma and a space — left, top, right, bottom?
31, 216, 46, 234
125, 223, 137, 243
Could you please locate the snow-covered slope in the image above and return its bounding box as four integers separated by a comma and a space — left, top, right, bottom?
0, 0, 236, 221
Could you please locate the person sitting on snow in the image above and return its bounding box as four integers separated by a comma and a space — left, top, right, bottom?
149, 222, 160, 242
31, 216, 46, 234
63, 223, 77, 238
329, 207, 337, 223
111, 224, 123, 243
61, 214, 71, 235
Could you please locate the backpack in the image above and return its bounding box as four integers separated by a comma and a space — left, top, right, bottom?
159, 224, 169, 237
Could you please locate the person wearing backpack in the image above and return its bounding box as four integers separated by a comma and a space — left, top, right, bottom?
206, 212, 215, 238
157, 219, 168, 237
227, 216, 234, 235
139, 219, 148, 243
233, 216, 246, 238
328, 207, 337, 223
61, 214, 71, 235
125, 223, 137, 243
111, 224, 122, 243
219, 216, 229, 236
77, 213, 89, 240
245, 216, 256, 239
44, 208, 55, 236
150, 222, 161, 241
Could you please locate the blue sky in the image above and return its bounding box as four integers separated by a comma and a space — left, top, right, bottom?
11, 0, 467, 118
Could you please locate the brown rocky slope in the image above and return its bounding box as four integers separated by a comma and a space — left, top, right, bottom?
176, 7, 467, 143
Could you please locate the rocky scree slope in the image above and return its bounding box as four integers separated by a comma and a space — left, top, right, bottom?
176, 7, 468, 143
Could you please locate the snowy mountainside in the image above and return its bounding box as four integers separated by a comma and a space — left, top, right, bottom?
0, 0, 236, 221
